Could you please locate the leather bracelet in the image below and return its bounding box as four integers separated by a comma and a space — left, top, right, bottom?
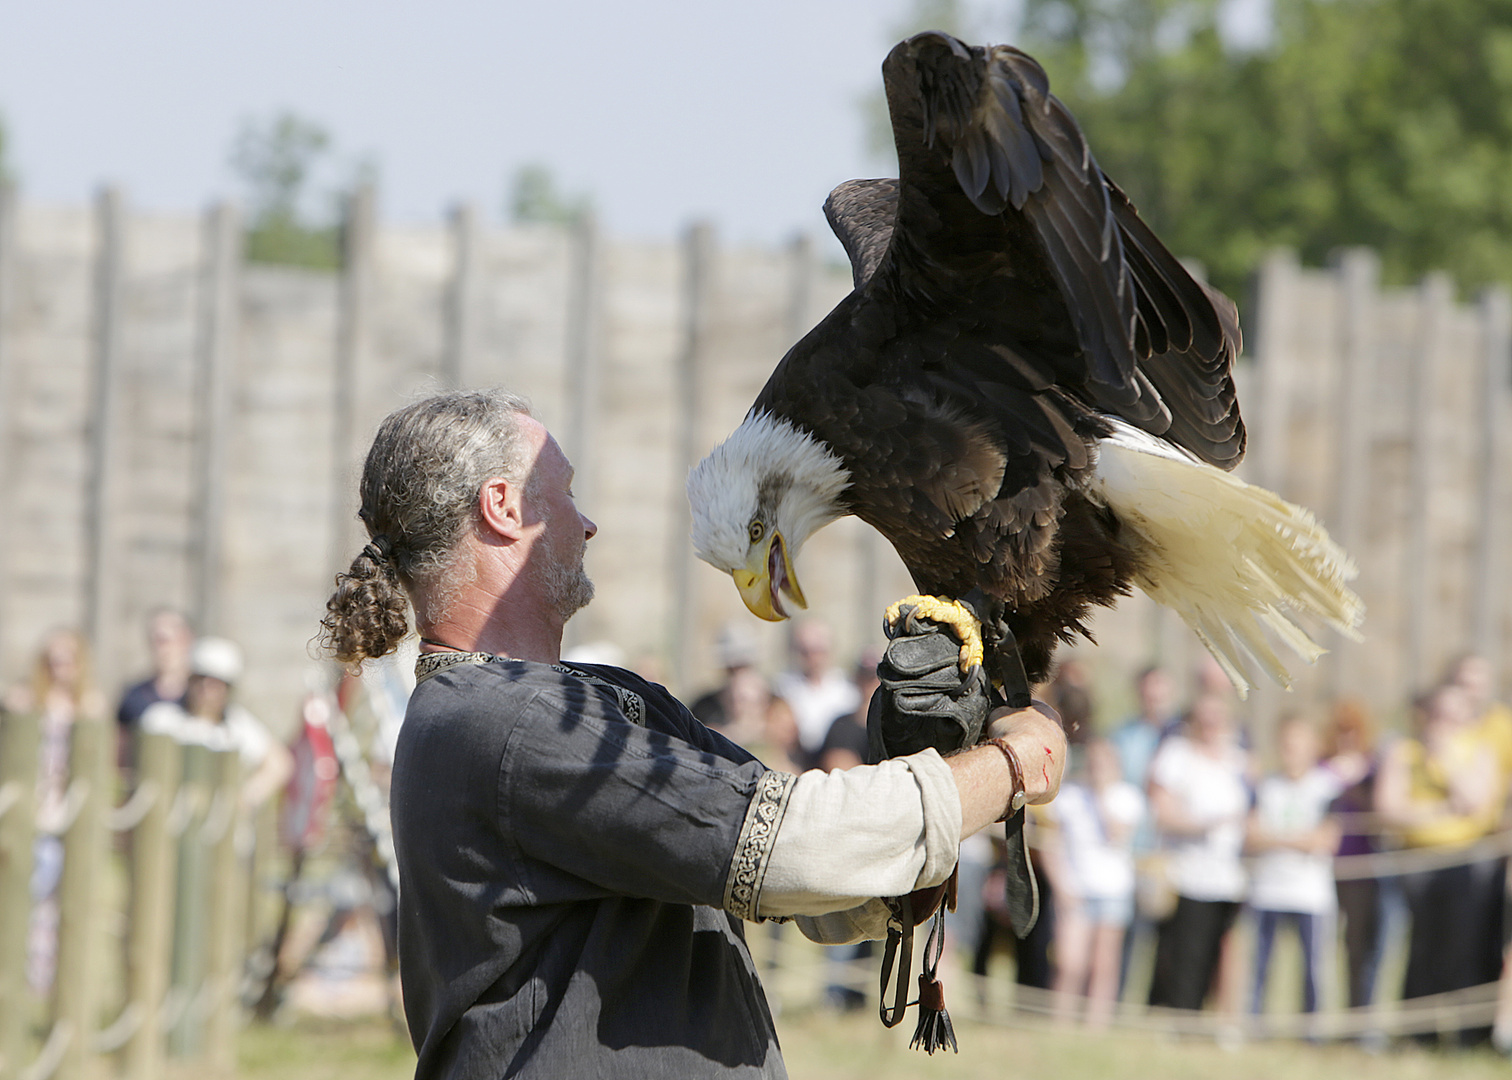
986, 736, 1027, 822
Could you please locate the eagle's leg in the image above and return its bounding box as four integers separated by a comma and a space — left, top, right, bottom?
883, 595, 984, 673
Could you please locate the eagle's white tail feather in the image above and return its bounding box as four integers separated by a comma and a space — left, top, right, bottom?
1090, 422, 1364, 699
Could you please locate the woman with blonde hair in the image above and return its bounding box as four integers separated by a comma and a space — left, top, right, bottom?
3, 628, 107, 991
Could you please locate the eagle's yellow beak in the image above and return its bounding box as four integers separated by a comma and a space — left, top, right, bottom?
731, 530, 807, 622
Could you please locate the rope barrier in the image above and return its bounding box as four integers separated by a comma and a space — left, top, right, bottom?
0, 779, 20, 822
199, 788, 235, 845
165, 786, 199, 837
1331, 828, 1512, 879
760, 922, 1509, 1043
16, 1021, 71, 1080
157, 986, 191, 1034
1026, 817, 1512, 881
104, 780, 157, 833
91, 1003, 142, 1054
42, 778, 90, 837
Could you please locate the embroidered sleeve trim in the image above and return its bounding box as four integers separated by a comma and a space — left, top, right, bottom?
723, 769, 797, 922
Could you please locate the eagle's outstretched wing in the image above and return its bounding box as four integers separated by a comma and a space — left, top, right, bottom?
822, 33, 1244, 469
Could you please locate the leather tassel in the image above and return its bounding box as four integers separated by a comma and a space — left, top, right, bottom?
908, 908, 958, 1054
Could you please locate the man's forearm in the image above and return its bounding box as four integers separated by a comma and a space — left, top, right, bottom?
948, 706, 1066, 841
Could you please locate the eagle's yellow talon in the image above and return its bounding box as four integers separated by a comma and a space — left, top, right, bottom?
883, 594, 984, 673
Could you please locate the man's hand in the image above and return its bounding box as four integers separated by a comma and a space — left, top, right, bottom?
985, 703, 1066, 805
944, 701, 1064, 841
867, 611, 991, 762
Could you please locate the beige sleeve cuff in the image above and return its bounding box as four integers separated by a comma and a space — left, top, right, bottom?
794, 899, 895, 945
744, 748, 961, 920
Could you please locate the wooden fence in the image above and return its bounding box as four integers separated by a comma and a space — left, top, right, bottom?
0, 181, 1510, 737
0, 714, 257, 1080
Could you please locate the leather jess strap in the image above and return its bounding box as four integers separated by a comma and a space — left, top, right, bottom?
978, 609, 1040, 939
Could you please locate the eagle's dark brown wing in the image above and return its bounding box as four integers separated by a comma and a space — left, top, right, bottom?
819, 34, 1243, 466
753, 33, 1243, 675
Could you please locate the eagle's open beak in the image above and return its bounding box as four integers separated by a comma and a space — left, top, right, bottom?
731, 531, 807, 621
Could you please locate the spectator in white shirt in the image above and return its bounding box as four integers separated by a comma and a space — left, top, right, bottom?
1049, 737, 1144, 1028
141, 637, 293, 809
1246, 715, 1342, 1016
1146, 693, 1251, 1011
769, 619, 858, 768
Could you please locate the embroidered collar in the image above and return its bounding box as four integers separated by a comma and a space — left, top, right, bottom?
414, 650, 500, 683
411, 652, 647, 727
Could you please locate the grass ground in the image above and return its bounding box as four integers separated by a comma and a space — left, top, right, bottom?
231, 1008, 1512, 1080
222, 910, 1500, 1080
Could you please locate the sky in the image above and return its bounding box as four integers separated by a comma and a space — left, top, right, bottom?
0, 0, 934, 246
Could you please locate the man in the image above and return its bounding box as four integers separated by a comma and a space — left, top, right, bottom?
116, 608, 194, 767
689, 622, 769, 749
320, 390, 1065, 1079
1108, 664, 1177, 790
771, 618, 859, 769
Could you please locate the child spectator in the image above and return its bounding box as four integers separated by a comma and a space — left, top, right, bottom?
1049, 737, 1144, 1027
1246, 715, 1342, 1016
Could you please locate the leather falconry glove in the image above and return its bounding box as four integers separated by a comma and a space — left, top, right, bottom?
867, 603, 992, 763
866, 602, 995, 1053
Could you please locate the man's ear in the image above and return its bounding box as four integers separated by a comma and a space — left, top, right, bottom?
477, 477, 525, 541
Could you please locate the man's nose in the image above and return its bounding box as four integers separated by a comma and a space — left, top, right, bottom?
581, 513, 598, 541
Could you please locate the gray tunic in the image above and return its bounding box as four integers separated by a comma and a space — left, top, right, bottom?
390, 654, 788, 1079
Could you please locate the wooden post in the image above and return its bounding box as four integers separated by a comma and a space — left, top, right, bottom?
1474, 287, 1511, 687
785, 232, 814, 348
84, 187, 126, 690
243, 800, 276, 980
202, 750, 243, 1077
563, 212, 601, 507
53, 717, 111, 1080
441, 201, 477, 390
669, 222, 715, 690
0, 711, 40, 1080
560, 213, 602, 657
0, 180, 16, 667
167, 744, 212, 1059
330, 185, 376, 576
1246, 250, 1299, 495
124, 733, 182, 1080
191, 203, 242, 638
1328, 249, 1380, 695
1405, 274, 1452, 692
1244, 250, 1300, 759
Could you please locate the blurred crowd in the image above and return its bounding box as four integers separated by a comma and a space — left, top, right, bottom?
687, 623, 1512, 1049
2, 610, 293, 996
7, 606, 1512, 1049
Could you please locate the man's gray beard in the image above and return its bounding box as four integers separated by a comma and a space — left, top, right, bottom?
543, 539, 595, 620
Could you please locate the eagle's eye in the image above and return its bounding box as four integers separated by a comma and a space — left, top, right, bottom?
748, 520, 765, 544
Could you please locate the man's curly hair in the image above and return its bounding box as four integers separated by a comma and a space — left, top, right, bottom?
319, 389, 532, 664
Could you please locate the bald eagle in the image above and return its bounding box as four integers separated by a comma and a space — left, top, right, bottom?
687, 32, 1361, 692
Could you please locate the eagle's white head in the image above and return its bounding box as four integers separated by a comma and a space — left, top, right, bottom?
687, 411, 851, 621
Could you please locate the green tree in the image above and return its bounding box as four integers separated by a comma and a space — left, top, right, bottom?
508, 164, 591, 227
1027, 0, 1512, 296
870, 0, 1512, 299
230, 111, 343, 269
